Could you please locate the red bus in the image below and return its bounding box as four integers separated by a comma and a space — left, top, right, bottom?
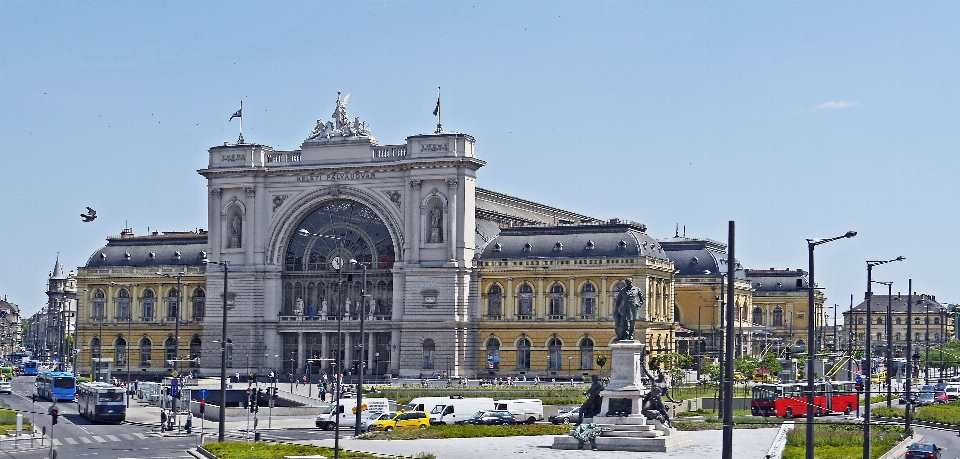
751, 381, 859, 418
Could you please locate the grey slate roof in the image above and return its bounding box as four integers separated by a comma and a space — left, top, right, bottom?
745, 269, 810, 292
849, 294, 945, 314
84, 230, 208, 269
659, 237, 746, 279
50, 256, 67, 279
478, 222, 667, 260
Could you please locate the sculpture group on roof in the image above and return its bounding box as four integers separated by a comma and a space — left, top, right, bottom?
307, 92, 372, 141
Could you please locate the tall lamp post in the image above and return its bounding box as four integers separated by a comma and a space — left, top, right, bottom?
905, 280, 914, 435
157, 271, 186, 379
110, 282, 134, 407
871, 281, 893, 408
204, 260, 230, 443
805, 230, 856, 459
863, 256, 905, 459
350, 259, 369, 437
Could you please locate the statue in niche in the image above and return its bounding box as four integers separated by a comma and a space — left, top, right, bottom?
295, 298, 304, 316
229, 211, 242, 248
428, 206, 443, 243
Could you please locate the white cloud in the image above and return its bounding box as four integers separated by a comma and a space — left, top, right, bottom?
814, 100, 859, 110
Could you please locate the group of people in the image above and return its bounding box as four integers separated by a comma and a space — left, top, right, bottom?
159, 408, 193, 434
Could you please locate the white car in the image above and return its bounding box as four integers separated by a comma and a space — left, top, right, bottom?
0, 381, 12, 394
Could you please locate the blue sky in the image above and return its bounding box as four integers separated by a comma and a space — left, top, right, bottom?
2, 1, 958, 319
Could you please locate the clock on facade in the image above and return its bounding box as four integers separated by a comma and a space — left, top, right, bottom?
330, 256, 344, 270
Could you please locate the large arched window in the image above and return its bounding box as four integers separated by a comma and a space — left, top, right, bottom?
517, 337, 531, 370
579, 338, 594, 370
876, 317, 883, 325
518, 284, 533, 317
190, 336, 202, 368
581, 283, 596, 316
548, 337, 563, 370
142, 289, 155, 320
164, 336, 177, 364
167, 288, 180, 319
92, 289, 106, 319
115, 337, 127, 366
487, 285, 502, 318
772, 307, 784, 327
486, 338, 500, 370
896, 318, 902, 325
752, 307, 763, 325
549, 284, 564, 317
117, 289, 131, 319
422, 339, 435, 369
139, 337, 152, 367
192, 289, 205, 319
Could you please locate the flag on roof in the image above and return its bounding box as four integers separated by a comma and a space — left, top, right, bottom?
229, 108, 242, 121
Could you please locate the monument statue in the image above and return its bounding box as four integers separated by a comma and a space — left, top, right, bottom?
579, 374, 604, 421
641, 385, 671, 428
305, 92, 372, 142
655, 371, 678, 403
333, 92, 350, 129
613, 278, 644, 341
230, 212, 243, 248
428, 206, 443, 243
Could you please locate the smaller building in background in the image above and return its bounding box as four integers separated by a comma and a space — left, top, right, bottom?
745, 268, 824, 355
843, 293, 951, 359
0, 297, 22, 360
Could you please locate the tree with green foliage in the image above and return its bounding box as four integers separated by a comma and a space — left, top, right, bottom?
651, 352, 693, 382
595, 354, 607, 377
734, 355, 760, 379
703, 362, 720, 381
759, 352, 782, 376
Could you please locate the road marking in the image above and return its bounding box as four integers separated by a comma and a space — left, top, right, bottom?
107, 434, 121, 441
80, 436, 93, 444
65, 437, 78, 445
134, 432, 148, 439
120, 433, 135, 440
92, 435, 107, 442
52, 439, 62, 446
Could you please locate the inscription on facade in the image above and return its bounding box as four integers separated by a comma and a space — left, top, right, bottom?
221, 154, 246, 162
296, 172, 377, 182
420, 143, 449, 152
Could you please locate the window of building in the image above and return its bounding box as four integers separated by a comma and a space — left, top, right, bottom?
190, 336, 202, 368
896, 318, 902, 325
117, 289, 131, 319
934, 317, 940, 325
925, 317, 930, 324
549, 284, 564, 317
877, 333, 882, 340
752, 307, 763, 325
226, 339, 233, 368
487, 285, 502, 318
877, 318, 883, 325
167, 288, 180, 319
517, 337, 531, 370
579, 338, 594, 370
422, 338, 435, 369
773, 307, 783, 327
859, 318, 865, 325
915, 318, 921, 325
581, 283, 596, 315
142, 289, 155, 319
165, 336, 176, 363
548, 337, 563, 370
486, 338, 500, 370
115, 337, 126, 366
192, 289, 205, 319
915, 333, 921, 342
93, 289, 106, 319
139, 337, 151, 367
895, 332, 902, 341
518, 284, 533, 317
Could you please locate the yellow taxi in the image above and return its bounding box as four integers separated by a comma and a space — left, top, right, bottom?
372, 411, 430, 431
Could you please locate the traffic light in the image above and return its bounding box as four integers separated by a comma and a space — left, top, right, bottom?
199, 400, 205, 415
51, 407, 59, 425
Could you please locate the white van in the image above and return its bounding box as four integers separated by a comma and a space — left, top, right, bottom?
315, 397, 391, 430
428, 396, 495, 425
494, 398, 544, 424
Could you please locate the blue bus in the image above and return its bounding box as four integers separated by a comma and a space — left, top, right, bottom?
77, 382, 126, 423
23, 360, 38, 376
36, 371, 76, 401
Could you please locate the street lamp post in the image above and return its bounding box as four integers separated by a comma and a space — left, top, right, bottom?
906, 280, 914, 435
804, 231, 856, 459
863, 256, 905, 459
204, 259, 230, 443
871, 281, 893, 408
111, 282, 134, 407
351, 260, 369, 437
157, 272, 185, 380
925, 304, 930, 385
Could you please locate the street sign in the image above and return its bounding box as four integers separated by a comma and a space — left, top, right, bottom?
172, 371, 179, 377
199, 388, 209, 399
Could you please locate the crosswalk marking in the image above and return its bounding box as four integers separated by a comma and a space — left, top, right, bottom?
134, 432, 147, 439
106, 434, 121, 441
52, 439, 62, 446
120, 433, 134, 440
65, 437, 78, 445
92, 435, 107, 443
80, 437, 93, 444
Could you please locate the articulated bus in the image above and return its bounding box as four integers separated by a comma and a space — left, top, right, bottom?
23, 360, 38, 376
751, 381, 859, 418
77, 382, 126, 423
36, 371, 76, 402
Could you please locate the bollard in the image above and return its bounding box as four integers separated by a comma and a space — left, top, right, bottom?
254, 432, 261, 442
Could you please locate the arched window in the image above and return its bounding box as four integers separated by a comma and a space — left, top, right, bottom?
142, 289, 155, 319
487, 285, 503, 318
518, 284, 533, 317
517, 337, 531, 370
772, 307, 784, 327
91, 337, 102, 360
895, 332, 902, 341
915, 318, 921, 325
579, 338, 594, 370
93, 289, 106, 319
192, 289, 205, 319
548, 337, 563, 370
581, 283, 596, 315
190, 336, 202, 368
896, 318, 902, 325
117, 289, 131, 319
422, 339, 435, 369
858, 317, 865, 325
876, 318, 883, 325
167, 288, 180, 319
115, 337, 127, 366
549, 284, 564, 317
752, 307, 763, 325
164, 336, 177, 364
486, 338, 500, 370
934, 317, 940, 325
139, 337, 152, 367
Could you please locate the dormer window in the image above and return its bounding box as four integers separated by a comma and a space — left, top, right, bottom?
124, 252, 131, 260
554, 241, 563, 251
585, 240, 595, 250
618, 240, 627, 250
691, 257, 699, 265
174, 251, 181, 260
492, 243, 502, 253
149, 252, 156, 259
522, 242, 532, 252
100, 253, 107, 261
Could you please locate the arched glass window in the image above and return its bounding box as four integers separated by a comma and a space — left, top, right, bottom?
192, 289, 205, 319
139, 337, 152, 367
167, 288, 180, 319
934, 317, 940, 325
164, 336, 177, 363
91, 337, 102, 359
752, 307, 763, 325
549, 284, 564, 317
896, 318, 902, 325
487, 285, 502, 317
518, 284, 533, 317
876, 318, 883, 325
142, 289, 155, 319
486, 338, 500, 370
117, 289, 131, 319
93, 289, 106, 319
517, 337, 531, 370
581, 283, 596, 315
579, 338, 594, 370
548, 337, 563, 370
422, 339, 435, 369
772, 307, 783, 326
190, 336, 202, 368
858, 317, 865, 325
115, 337, 127, 366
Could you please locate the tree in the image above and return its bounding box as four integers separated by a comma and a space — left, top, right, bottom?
595, 354, 608, 377
654, 352, 693, 382
734, 355, 760, 380
759, 352, 783, 376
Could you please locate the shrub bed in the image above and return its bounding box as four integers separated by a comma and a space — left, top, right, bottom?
362, 423, 571, 440
202, 442, 433, 459
0, 409, 32, 434
782, 423, 904, 459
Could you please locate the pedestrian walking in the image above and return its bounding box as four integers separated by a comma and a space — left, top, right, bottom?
185, 412, 193, 434
319, 385, 326, 401
160, 409, 167, 433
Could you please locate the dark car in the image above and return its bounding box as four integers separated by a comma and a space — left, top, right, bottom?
549, 407, 582, 425
934, 382, 948, 392
905, 442, 941, 459
917, 392, 937, 406
899, 392, 920, 405
455, 410, 518, 425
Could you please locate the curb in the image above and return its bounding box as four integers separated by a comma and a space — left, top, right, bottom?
878, 433, 922, 459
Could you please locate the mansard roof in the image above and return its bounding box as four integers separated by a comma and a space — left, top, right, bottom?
84, 229, 208, 269
745, 269, 811, 292
849, 294, 945, 314
659, 236, 746, 279
478, 221, 668, 260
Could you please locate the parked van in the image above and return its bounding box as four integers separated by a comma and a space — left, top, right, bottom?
427, 396, 495, 425
494, 398, 544, 424
316, 397, 391, 430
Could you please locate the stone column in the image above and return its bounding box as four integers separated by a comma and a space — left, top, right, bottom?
390, 329, 400, 375
321, 333, 329, 373
446, 179, 458, 262
409, 180, 422, 263
344, 333, 353, 374
506, 278, 514, 318
297, 332, 305, 376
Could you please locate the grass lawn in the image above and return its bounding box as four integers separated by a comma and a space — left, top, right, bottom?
782, 423, 904, 459
202, 442, 436, 459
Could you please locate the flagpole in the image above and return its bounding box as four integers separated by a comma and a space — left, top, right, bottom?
435, 86, 442, 134
238, 100, 244, 144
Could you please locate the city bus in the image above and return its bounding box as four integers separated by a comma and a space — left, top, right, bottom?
77, 382, 126, 423
23, 360, 38, 376
751, 381, 859, 418
36, 371, 76, 402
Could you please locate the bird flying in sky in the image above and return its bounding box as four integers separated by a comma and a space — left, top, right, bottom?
80, 207, 97, 222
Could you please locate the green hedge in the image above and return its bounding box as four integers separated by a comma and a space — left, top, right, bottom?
202, 442, 433, 459
362, 423, 571, 439
783, 423, 904, 459
371, 385, 586, 406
